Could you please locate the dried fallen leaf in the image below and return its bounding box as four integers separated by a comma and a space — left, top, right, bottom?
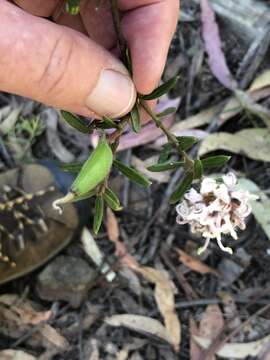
194, 334, 270, 359
106, 209, 138, 269
0, 350, 37, 360
250, 70, 270, 92
106, 207, 120, 243
39, 324, 69, 349
0, 107, 21, 134
175, 248, 219, 276
199, 304, 224, 339
136, 266, 181, 351
0, 294, 68, 351
0, 294, 51, 325
237, 178, 270, 241
170, 86, 270, 134
131, 155, 170, 183
117, 97, 180, 151
105, 314, 173, 344
200, 0, 236, 89
199, 128, 270, 162
190, 317, 204, 360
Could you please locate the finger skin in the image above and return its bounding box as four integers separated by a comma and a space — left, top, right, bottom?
121, 0, 179, 94
0, 1, 135, 118
12, 0, 61, 17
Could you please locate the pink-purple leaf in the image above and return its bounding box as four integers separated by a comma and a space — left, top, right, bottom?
200, 0, 237, 90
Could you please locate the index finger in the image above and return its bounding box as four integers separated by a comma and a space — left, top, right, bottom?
120, 0, 179, 95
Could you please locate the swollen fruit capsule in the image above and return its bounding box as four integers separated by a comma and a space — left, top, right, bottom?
53, 137, 113, 213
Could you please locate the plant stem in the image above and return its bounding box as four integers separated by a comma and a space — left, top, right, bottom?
141, 100, 194, 170
110, 0, 126, 60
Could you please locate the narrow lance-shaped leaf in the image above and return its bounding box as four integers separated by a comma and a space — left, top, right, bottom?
201, 155, 231, 169
104, 187, 122, 211
93, 196, 104, 235
158, 143, 173, 164
147, 161, 184, 172
65, 0, 80, 15
102, 116, 120, 129
139, 76, 180, 100
194, 159, 203, 179
177, 136, 198, 151
113, 159, 152, 188
61, 161, 83, 173
130, 104, 141, 133
170, 172, 194, 204
125, 46, 133, 74
156, 107, 177, 118
61, 111, 90, 134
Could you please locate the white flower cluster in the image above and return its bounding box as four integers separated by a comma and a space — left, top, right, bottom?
176, 173, 256, 255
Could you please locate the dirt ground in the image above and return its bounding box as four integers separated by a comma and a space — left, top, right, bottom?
1, 1, 270, 359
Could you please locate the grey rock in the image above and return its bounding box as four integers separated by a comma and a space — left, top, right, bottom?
37, 255, 96, 308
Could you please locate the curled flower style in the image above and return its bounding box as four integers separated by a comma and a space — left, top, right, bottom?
176, 173, 257, 255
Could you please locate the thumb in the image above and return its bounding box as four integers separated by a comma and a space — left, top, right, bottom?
0, 1, 136, 118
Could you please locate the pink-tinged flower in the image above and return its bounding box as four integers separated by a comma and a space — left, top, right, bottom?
175, 172, 257, 255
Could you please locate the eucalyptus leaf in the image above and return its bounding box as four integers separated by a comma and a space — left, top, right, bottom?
199, 128, 270, 162
177, 136, 198, 151
139, 76, 180, 100
237, 178, 270, 241
170, 172, 193, 204
104, 187, 122, 211
61, 111, 90, 134
194, 159, 203, 179
113, 159, 152, 187
147, 161, 184, 172
93, 196, 104, 235
131, 104, 141, 133
201, 155, 231, 169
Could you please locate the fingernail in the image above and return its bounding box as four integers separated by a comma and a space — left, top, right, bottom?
86, 69, 136, 118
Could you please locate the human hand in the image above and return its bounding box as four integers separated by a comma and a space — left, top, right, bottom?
0, 0, 179, 118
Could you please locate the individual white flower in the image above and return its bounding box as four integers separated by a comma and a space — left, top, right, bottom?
222, 172, 237, 188
184, 188, 203, 203
175, 172, 256, 255
200, 177, 217, 195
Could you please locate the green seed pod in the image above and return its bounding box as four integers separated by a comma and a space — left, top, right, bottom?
53, 137, 113, 213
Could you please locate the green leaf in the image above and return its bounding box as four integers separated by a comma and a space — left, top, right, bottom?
60, 161, 83, 173
131, 104, 141, 133
125, 46, 133, 74
102, 116, 120, 129
139, 76, 180, 100
158, 143, 173, 164
104, 187, 122, 211
177, 136, 198, 151
147, 161, 184, 172
61, 111, 90, 134
194, 159, 203, 179
65, 0, 80, 15
156, 107, 177, 118
170, 172, 193, 204
201, 155, 231, 169
113, 159, 152, 187
93, 196, 104, 235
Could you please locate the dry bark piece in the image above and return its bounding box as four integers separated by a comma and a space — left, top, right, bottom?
36, 255, 96, 308
0, 164, 79, 285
